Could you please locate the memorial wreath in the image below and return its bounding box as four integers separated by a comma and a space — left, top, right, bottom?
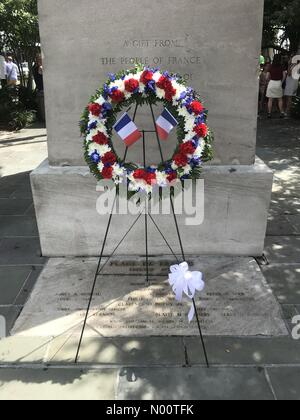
80, 65, 213, 194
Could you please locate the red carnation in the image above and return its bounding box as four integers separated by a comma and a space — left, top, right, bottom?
157, 76, 176, 101
93, 132, 108, 145
145, 172, 157, 186
167, 171, 177, 183
102, 166, 113, 179
164, 86, 177, 101
173, 153, 188, 167
110, 89, 125, 103
194, 123, 208, 138
102, 151, 116, 165
156, 76, 169, 90
179, 141, 196, 155
133, 169, 147, 180
190, 101, 204, 115
88, 103, 102, 116
125, 79, 139, 93
140, 70, 153, 85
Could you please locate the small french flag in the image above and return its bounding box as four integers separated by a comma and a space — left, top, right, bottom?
114, 113, 142, 147
156, 108, 178, 141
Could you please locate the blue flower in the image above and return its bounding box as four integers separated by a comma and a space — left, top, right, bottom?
102, 102, 113, 116
180, 91, 188, 100
196, 114, 206, 124
103, 84, 110, 100
190, 157, 202, 167
108, 73, 116, 82
192, 138, 199, 148
91, 151, 100, 164
88, 121, 98, 131
145, 80, 156, 93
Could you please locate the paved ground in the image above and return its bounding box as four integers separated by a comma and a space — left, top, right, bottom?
0, 118, 299, 400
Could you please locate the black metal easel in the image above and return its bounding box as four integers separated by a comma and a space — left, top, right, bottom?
75, 103, 209, 367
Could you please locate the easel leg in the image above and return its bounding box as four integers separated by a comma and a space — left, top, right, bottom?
170, 193, 210, 368
75, 196, 116, 363
142, 130, 150, 285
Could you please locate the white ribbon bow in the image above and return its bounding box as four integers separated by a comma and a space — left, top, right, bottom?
168, 262, 205, 323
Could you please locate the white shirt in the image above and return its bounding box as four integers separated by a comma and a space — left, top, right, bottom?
0, 56, 6, 80
5, 62, 19, 81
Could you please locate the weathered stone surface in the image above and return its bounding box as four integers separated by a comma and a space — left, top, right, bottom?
0, 336, 49, 364
264, 237, 300, 264
46, 336, 186, 365
0, 238, 46, 265
0, 368, 117, 400
38, 0, 264, 166
12, 257, 287, 338
267, 367, 300, 401
0, 199, 33, 216
31, 158, 273, 257
0, 267, 32, 305
117, 367, 274, 400
261, 265, 300, 304
185, 336, 300, 365
0, 216, 38, 237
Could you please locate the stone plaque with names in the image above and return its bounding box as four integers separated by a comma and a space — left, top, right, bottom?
12, 257, 287, 338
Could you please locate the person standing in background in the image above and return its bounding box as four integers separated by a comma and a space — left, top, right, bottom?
0, 53, 6, 88
259, 64, 269, 114
5, 56, 18, 86
32, 54, 45, 122
284, 57, 299, 116
266, 55, 286, 119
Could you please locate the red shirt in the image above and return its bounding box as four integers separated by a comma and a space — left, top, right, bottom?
269, 65, 284, 81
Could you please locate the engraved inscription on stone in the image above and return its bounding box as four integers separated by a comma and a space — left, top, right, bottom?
100, 38, 198, 81
12, 257, 288, 338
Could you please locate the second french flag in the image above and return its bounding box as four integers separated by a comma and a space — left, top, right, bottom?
156, 108, 178, 141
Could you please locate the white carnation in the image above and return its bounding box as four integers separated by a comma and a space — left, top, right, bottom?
185, 119, 195, 132
194, 144, 204, 158
173, 82, 186, 101
110, 80, 125, 93
156, 171, 168, 187
88, 143, 110, 156
156, 87, 165, 99
178, 107, 191, 120
98, 162, 104, 172
153, 72, 162, 83
89, 124, 108, 138
95, 96, 106, 106
183, 164, 192, 175
113, 164, 126, 178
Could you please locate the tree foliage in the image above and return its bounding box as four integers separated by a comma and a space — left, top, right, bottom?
0, 0, 40, 86
263, 0, 300, 53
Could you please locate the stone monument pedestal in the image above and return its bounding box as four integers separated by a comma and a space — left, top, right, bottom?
31, 158, 272, 257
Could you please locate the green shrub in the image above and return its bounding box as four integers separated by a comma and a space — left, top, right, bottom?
0, 86, 37, 130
